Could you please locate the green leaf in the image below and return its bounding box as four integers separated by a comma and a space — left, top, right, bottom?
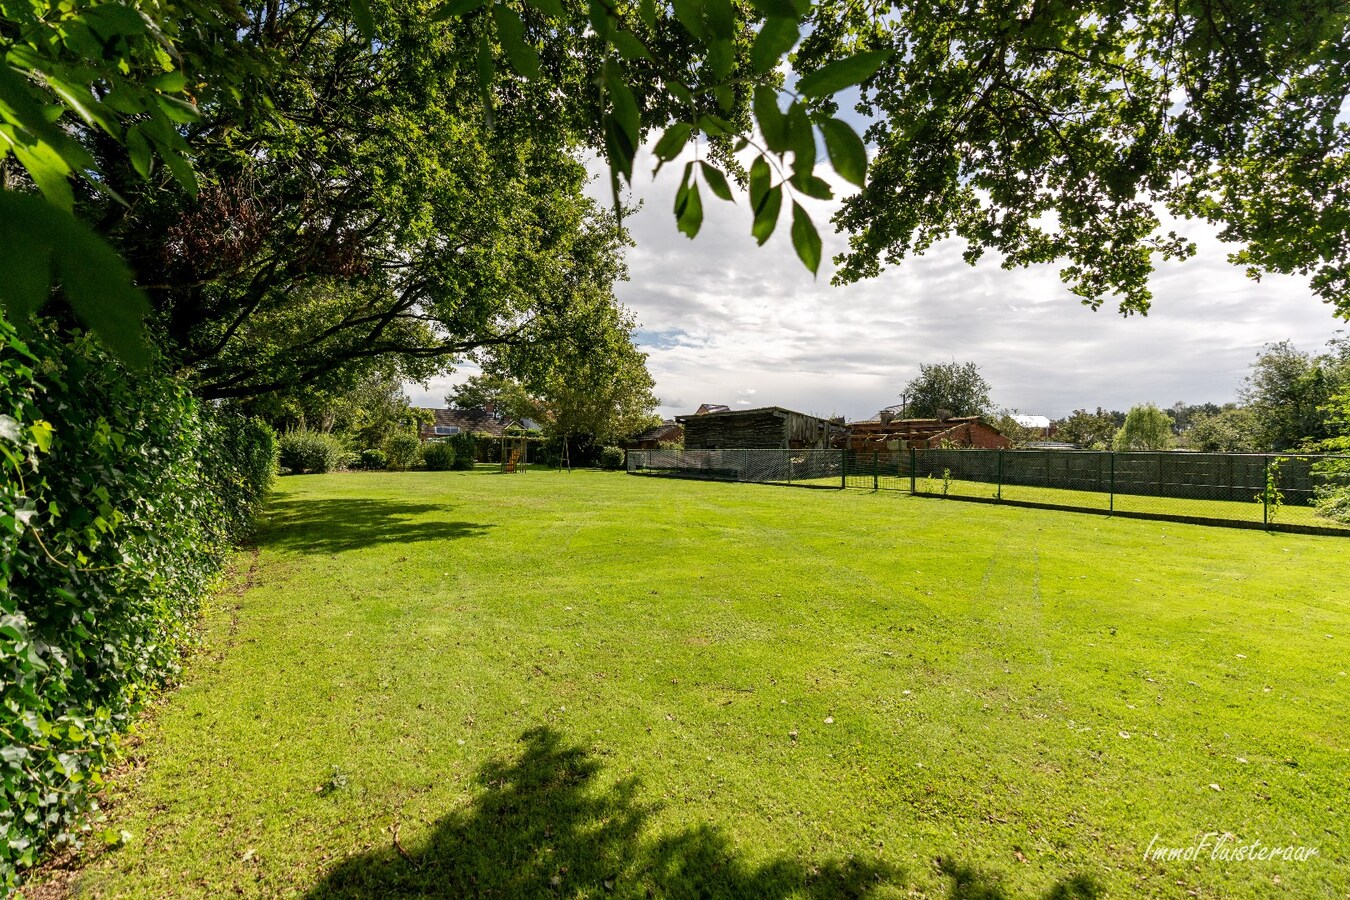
525, 0, 564, 15
0, 192, 151, 367
786, 101, 815, 175
147, 71, 188, 93
433, 0, 487, 19
677, 180, 703, 238
611, 30, 652, 61
671, 0, 707, 39
751, 17, 798, 74
605, 69, 641, 149
155, 94, 200, 124
652, 122, 692, 163
789, 171, 833, 200
820, 117, 868, 187
749, 155, 772, 212
493, 4, 542, 79
126, 126, 153, 180
753, 86, 787, 153
699, 161, 734, 201
350, 0, 375, 41
790, 200, 822, 274
795, 50, 892, 97
752, 184, 782, 245
639, 0, 657, 28
477, 31, 496, 92
704, 0, 735, 40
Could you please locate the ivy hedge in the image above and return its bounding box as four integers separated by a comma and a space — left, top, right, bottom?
0, 317, 275, 889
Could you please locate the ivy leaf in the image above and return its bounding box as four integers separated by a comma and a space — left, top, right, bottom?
493, 4, 541, 79
820, 117, 868, 187
790, 200, 822, 274
796, 50, 892, 97
751, 17, 798, 74
699, 161, 734, 201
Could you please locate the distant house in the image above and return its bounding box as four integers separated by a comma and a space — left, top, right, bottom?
678, 406, 847, 450
629, 421, 684, 449
695, 403, 731, 415
1010, 414, 1053, 438
417, 406, 536, 442
842, 413, 1012, 451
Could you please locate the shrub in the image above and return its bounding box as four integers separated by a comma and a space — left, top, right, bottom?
202, 411, 277, 545
385, 432, 421, 470
360, 448, 387, 470
422, 441, 456, 471
599, 445, 625, 469
278, 428, 345, 474
1, 318, 268, 889
448, 431, 477, 469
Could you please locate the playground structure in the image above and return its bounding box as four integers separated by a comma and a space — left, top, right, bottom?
500, 427, 533, 473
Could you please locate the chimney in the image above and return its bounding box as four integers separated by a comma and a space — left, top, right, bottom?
880, 409, 894, 425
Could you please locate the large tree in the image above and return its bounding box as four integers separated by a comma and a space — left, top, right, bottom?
1055, 408, 1122, 450
1113, 404, 1175, 451
901, 361, 992, 419
1240, 338, 1350, 449
6, 0, 1350, 372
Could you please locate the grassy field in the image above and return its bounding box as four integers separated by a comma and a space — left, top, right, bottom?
47, 469, 1348, 898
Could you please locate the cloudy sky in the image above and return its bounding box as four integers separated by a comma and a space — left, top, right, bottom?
409, 146, 1346, 423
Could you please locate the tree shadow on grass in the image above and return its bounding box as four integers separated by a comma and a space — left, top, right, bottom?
257, 498, 492, 555
305, 728, 1102, 899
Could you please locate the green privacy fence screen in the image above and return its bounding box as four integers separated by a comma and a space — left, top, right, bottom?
625, 448, 1350, 535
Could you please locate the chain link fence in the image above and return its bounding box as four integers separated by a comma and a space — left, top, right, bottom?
626, 447, 1350, 535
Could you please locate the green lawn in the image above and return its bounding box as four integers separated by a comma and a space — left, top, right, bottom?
53, 469, 1348, 898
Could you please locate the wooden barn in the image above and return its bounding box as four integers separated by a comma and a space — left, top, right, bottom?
841, 413, 1012, 452
677, 406, 846, 450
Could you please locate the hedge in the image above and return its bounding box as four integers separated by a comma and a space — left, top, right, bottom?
278, 428, 346, 474
0, 318, 274, 889
421, 441, 456, 471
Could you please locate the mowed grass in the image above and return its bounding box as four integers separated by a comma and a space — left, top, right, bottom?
62, 469, 1349, 898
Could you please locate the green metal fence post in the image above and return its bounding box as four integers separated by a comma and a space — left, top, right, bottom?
841, 448, 847, 489
1263, 456, 1270, 527
910, 447, 917, 493
786, 449, 792, 485
873, 451, 879, 491
996, 449, 1003, 502
1108, 451, 1115, 513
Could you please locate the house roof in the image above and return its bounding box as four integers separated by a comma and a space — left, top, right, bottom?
633, 421, 683, 443
845, 416, 1003, 441
695, 403, 731, 414
419, 407, 528, 438
676, 406, 846, 429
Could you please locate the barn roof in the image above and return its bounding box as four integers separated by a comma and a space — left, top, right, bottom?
633, 421, 683, 443
676, 406, 846, 429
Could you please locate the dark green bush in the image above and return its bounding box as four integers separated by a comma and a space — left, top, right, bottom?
422, 441, 456, 471
385, 432, 421, 470
448, 431, 478, 470
203, 410, 277, 545
599, 446, 625, 470
360, 448, 387, 470
278, 428, 345, 474
1, 318, 270, 888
